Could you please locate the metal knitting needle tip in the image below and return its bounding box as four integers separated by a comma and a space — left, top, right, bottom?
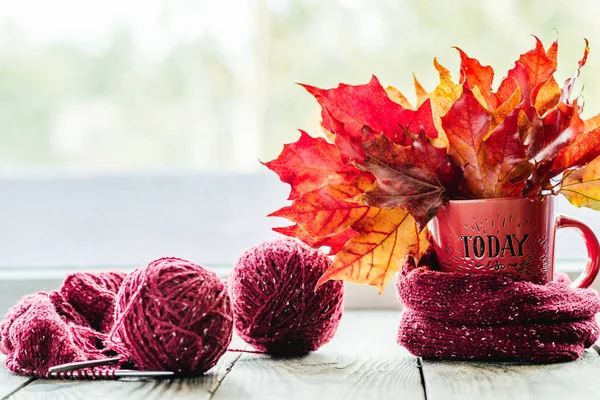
113, 370, 175, 377
47, 370, 175, 379
48, 357, 122, 373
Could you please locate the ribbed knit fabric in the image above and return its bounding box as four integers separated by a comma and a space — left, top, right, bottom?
397, 256, 600, 363
0, 272, 125, 375
60, 271, 126, 333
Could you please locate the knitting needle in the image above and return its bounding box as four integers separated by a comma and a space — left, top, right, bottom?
48, 357, 121, 373
47, 370, 175, 378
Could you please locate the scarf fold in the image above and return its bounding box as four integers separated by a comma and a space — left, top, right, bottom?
397, 255, 600, 363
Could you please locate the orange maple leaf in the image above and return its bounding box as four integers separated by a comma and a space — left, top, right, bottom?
317, 207, 429, 293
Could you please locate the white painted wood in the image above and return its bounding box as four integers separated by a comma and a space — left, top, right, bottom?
7, 349, 242, 400
0, 172, 288, 269
0, 356, 35, 399
4, 311, 600, 399
423, 349, 600, 400
212, 310, 424, 400
0, 172, 590, 269
0, 274, 402, 317
0, 172, 595, 313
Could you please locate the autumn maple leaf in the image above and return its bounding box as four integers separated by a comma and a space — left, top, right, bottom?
267, 129, 430, 292
266, 35, 599, 294
560, 156, 600, 210
273, 183, 430, 292
539, 41, 594, 179
455, 47, 496, 109
481, 106, 530, 197
442, 84, 492, 198
273, 224, 358, 256
317, 207, 429, 293
263, 130, 367, 200
526, 102, 584, 163
269, 184, 373, 243
302, 76, 437, 162
552, 108, 600, 179
426, 59, 463, 148
358, 129, 460, 230
442, 80, 531, 199
549, 126, 600, 180
523, 40, 590, 195
521, 39, 587, 164
413, 75, 430, 107
496, 36, 556, 105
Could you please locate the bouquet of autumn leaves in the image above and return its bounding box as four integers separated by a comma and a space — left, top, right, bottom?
265, 37, 600, 293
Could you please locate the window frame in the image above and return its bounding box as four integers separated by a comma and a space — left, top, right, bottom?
0, 170, 597, 312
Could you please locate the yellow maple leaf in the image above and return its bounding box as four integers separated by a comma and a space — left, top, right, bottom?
429, 58, 462, 148
317, 207, 429, 293
561, 156, 600, 210
385, 85, 414, 110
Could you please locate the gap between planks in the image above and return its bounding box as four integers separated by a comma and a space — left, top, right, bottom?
0, 356, 36, 400
9, 310, 600, 400
4, 348, 243, 400
1, 311, 418, 400
416, 357, 428, 400
421, 349, 600, 400
0, 377, 36, 400
210, 310, 424, 400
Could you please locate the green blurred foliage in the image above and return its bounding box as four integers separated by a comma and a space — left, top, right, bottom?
0, 0, 598, 170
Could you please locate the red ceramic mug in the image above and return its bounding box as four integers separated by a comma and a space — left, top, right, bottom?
428, 196, 600, 288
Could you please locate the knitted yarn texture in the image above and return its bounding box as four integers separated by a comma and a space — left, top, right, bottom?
397, 256, 600, 363
1, 258, 233, 377
0, 272, 125, 375
229, 238, 344, 356
108, 257, 233, 375
60, 271, 126, 333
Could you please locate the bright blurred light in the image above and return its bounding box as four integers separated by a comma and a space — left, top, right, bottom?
0, 0, 598, 170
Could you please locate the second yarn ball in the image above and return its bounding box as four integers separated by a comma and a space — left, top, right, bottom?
229, 238, 344, 356
109, 257, 233, 375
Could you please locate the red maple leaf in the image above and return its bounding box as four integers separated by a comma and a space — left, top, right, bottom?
302, 76, 437, 162
263, 130, 368, 200
496, 36, 556, 105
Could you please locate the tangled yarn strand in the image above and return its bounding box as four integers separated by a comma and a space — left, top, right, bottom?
107, 272, 147, 345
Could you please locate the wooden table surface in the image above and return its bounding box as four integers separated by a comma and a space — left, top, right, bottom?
2, 310, 600, 400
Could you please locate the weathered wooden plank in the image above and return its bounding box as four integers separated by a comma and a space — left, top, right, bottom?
0, 356, 35, 400
6, 346, 242, 400
423, 349, 600, 400
212, 310, 424, 400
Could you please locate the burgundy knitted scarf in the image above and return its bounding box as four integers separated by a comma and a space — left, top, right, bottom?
397, 253, 600, 363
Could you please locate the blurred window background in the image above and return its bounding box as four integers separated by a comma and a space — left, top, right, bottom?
0, 0, 598, 278
2, 0, 600, 171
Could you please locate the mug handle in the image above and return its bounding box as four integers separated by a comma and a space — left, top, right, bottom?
556, 214, 600, 288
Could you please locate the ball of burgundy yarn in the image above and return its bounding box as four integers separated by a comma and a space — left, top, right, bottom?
229, 238, 344, 356
108, 257, 233, 376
